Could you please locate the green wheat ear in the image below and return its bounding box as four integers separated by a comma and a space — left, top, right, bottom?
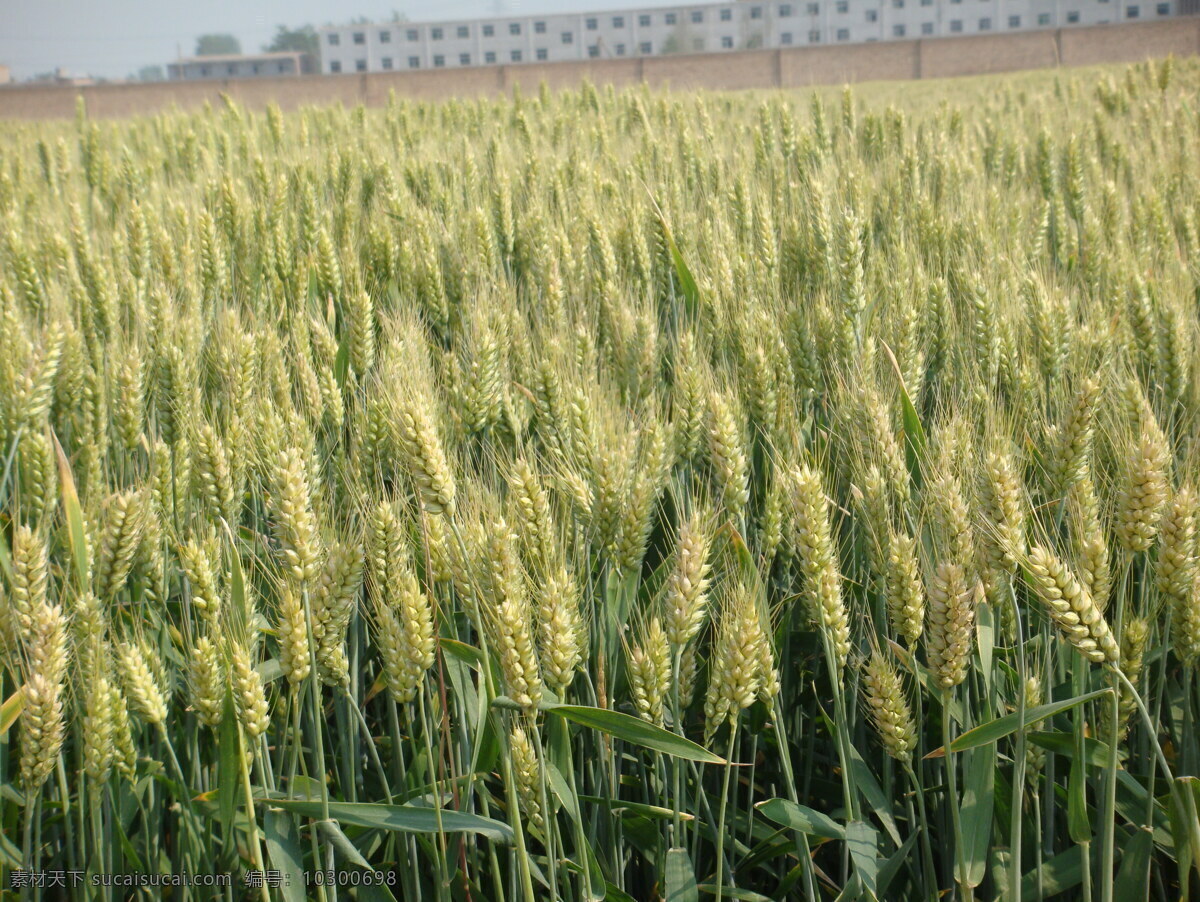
926, 561, 976, 690
792, 463, 851, 673
862, 649, 917, 764
1026, 545, 1119, 665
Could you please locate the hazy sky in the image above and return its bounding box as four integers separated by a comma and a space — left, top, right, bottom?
0, 0, 683, 80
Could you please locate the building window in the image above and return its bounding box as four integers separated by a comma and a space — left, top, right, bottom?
382, 56, 393, 69
979, 16, 991, 28
866, 9, 878, 21
483, 24, 494, 36
380, 30, 391, 43
640, 41, 652, 52
639, 14, 651, 26
511, 49, 523, 61
614, 16, 625, 26
562, 30, 573, 43
457, 25, 469, 38
409, 56, 420, 67
808, 2, 819, 12
431, 27, 443, 39
537, 48, 548, 59
809, 28, 821, 40
616, 42, 626, 54
587, 44, 598, 56
252, 63, 260, 74
352, 59, 364, 71
510, 22, 521, 34
751, 6, 763, 18
433, 54, 444, 66
1038, 12, 1051, 23
722, 35, 734, 47
328, 33, 340, 45
328, 61, 339, 72
692, 10, 704, 22
407, 29, 419, 40
893, 0, 904, 7
836, 26, 850, 38
950, 18, 963, 30
200, 65, 210, 76
722, 7, 734, 20
1067, 10, 1080, 20
665, 12, 677, 24
353, 32, 365, 44
460, 53, 470, 64
535, 21, 546, 33
693, 37, 705, 49
587, 17, 598, 29
1126, 4, 1139, 15
226, 64, 235, 74
1009, 14, 1020, 25
921, 0, 933, 6
922, 21, 934, 32
1156, 1, 1168, 10
836, 1, 848, 12
893, 23, 906, 34
485, 51, 496, 63
781, 31, 794, 43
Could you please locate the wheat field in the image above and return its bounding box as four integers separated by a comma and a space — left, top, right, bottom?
2, 58, 1200, 901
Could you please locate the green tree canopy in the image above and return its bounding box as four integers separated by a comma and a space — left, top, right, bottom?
263, 25, 318, 73
195, 34, 241, 56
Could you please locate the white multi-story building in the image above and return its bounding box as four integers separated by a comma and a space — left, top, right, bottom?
319, 0, 1182, 73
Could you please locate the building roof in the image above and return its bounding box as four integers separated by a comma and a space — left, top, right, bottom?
318, 1, 735, 30
170, 51, 303, 65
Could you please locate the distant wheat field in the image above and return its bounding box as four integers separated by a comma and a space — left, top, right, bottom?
1, 57, 1199, 902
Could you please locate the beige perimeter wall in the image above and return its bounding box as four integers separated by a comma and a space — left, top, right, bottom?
0, 19, 1196, 120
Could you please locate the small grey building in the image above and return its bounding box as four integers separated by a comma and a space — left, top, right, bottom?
167, 52, 304, 81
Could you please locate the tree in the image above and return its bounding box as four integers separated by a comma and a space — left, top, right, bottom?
660, 23, 692, 55
263, 25, 319, 74
195, 34, 241, 56
137, 65, 165, 82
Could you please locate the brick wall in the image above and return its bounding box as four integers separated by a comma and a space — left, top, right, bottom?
920, 29, 1061, 78
1060, 18, 1199, 66
643, 48, 778, 90
1, 18, 1196, 120
781, 41, 920, 86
